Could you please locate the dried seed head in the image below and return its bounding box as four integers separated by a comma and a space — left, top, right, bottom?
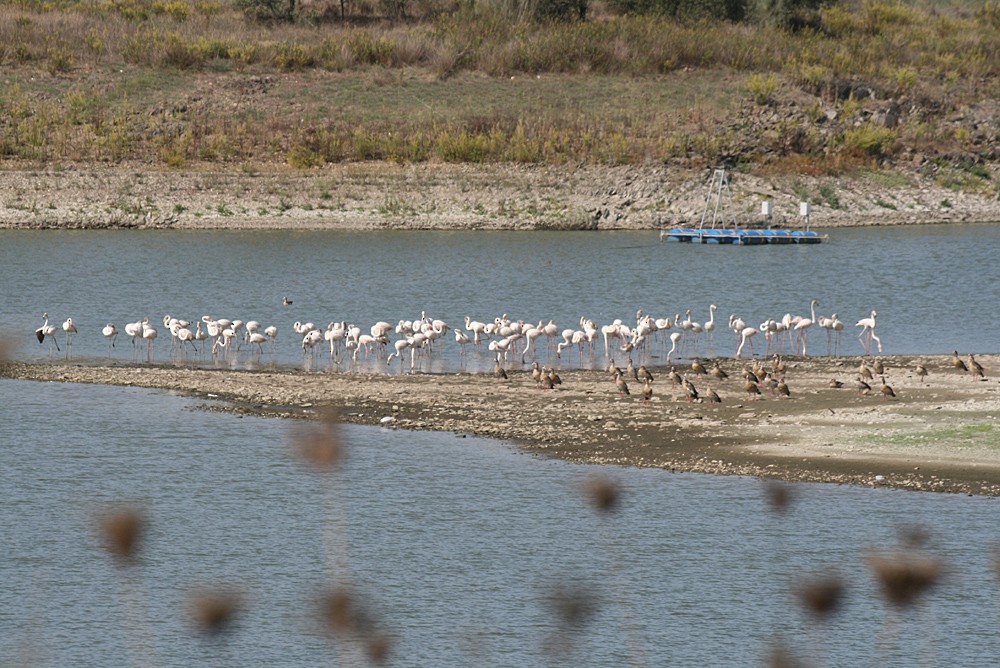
584, 475, 620, 513
318, 587, 391, 663
188, 588, 243, 635
764, 480, 795, 514
795, 573, 845, 620
293, 407, 343, 470
898, 525, 931, 549
546, 583, 599, 629
97, 505, 144, 562
366, 631, 393, 665
321, 588, 356, 634
867, 551, 942, 609
766, 641, 807, 668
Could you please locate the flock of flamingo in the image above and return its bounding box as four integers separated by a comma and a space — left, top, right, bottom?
31, 300, 883, 372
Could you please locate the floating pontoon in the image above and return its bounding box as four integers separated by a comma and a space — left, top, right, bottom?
659, 168, 827, 245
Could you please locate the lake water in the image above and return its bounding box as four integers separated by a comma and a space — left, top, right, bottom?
0, 225, 998, 373
3, 226, 1000, 666
1, 378, 999, 667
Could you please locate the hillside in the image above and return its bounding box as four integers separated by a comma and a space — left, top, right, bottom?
0, 0, 998, 228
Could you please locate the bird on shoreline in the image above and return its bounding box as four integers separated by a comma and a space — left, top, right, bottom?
493, 355, 508, 382
614, 369, 630, 396
35, 313, 60, 352
880, 377, 896, 401
952, 351, 968, 374
915, 364, 928, 384
829, 379, 844, 389
776, 379, 790, 399
637, 365, 654, 383
856, 377, 872, 396
968, 354, 985, 380
102, 323, 118, 351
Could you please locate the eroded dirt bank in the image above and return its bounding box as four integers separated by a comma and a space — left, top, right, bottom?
1, 163, 998, 231
4, 354, 1000, 496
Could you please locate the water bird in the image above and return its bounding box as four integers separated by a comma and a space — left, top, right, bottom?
35, 313, 60, 351
856, 310, 881, 355
951, 350, 968, 374
682, 376, 699, 402
710, 362, 729, 381
776, 379, 790, 399
829, 379, 844, 389
102, 323, 118, 350
62, 317, 78, 349
968, 354, 985, 380
707, 388, 722, 403
915, 364, 928, 384
614, 370, 630, 396
493, 354, 508, 382
642, 377, 653, 401
282, 297, 293, 306
880, 378, 896, 401
637, 365, 654, 383
743, 380, 761, 400
856, 377, 872, 396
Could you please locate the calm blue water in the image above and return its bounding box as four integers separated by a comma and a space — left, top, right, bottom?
1, 378, 999, 667
3, 227, 1000, 666
0, 225, 998, 373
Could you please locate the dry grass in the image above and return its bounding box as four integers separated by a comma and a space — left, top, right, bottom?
0, 2, 996, 174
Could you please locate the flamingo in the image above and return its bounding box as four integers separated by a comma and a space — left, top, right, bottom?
244, 320, 261, 343
703, 304, 717, 348
454, 328, 470, 358
465, 316, 487, 345
174, 324, 197, 352
793, 299, 818, 356
248, 331, 269, 354
736, 326, 758, 360
830, 314, 844, 356
194, 321, 209, 352
124, 319, 144, 350
666, 331, 682, 364
62, 317, 78, 351
387, 338, 413, 371
35, 313, 60, 352
102, 323, 118, 352
856, 310, 881, 355
141, 318, 158, 359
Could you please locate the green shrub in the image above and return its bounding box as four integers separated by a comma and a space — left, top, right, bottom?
842, 123, 897, 158
746, 72, 777, 105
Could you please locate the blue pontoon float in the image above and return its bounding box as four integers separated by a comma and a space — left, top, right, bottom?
659, 168, 827, 245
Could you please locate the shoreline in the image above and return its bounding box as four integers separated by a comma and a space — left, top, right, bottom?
2, 163, 999, 231
4, 354, 999, 497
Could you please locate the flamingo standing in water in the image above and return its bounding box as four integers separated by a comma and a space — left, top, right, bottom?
102, 323, 118, 353
35, 313, 60, 352
62, 317, 78, 353
856, 310, 881, 355
736, 327, 758, 360
792, 299, 818, 356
